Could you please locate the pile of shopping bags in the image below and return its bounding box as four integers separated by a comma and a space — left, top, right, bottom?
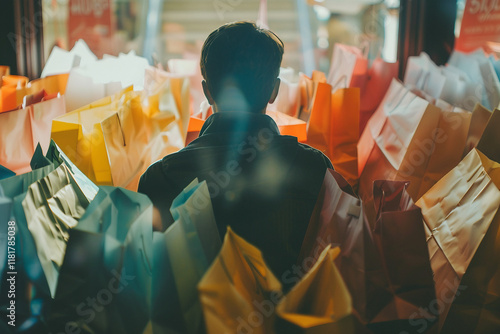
1, 38, 500, 333
0, 41, 190, 191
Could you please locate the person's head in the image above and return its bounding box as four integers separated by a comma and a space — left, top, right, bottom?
200, 21, 284, 113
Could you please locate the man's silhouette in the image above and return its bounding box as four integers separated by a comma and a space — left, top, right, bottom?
139, 21, 332, 286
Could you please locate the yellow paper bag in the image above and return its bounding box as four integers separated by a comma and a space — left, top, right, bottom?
276, 246, 353, 334
198, 227, 282, 334
51, 86, 184, 190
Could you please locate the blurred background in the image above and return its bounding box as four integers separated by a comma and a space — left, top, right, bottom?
41, 0, 402, 74
1, 0, 467, 79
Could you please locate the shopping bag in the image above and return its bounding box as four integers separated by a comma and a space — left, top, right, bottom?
327, 44, 368, 90
267, 110, 307, 142
0, 155, 90, 315
27, 74, 70, 97
1, 186, 52, 326
440, 191, 500, 334
168, 57, 205, 116
329, 87, 360, 186
404, 52, 482, 111
185, 103, 212, 145
51, 87, 184, 190
464, 104, 492, 156
477, 108, 500, 163
152, 179, 221, 334
143, 66, 191, 141
358, 78, 429, 178
0, 75, 29, 112
297, 71, 327, 122
0, 165, 15, 180
198, 227, 282, 334
359, 58, 399, 133
21, 163, 91, 296
358, 78, 470, 201
0, 65, 9, 78
41, 39, 97, 78
297, 169, 363, 316
369, 180, 436, 324
0, 163, 56, 202
186, 108, 307, 144
49, 186, 154, 334
267, 67, 300, 118
30, 140, 100, 202
404, 53, 446, 99
305, 78, 330, 154
352, 180, 437, 333
276, 246, 353, 334
412, 108, 471, 199
437, 113, 500, 333
64, 50, 149, 111
448, 49, 500, 111
306, 75, 360, 185
416, 148, 500, 330
298, 170, 435, 330
0, 74, 68, 113
0, 93, 66, 174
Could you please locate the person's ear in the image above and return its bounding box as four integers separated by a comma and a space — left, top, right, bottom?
202, 80, 215, 105
268, 78, 280, 104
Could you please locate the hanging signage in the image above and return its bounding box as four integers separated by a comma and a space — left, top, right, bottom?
456, 0, 500, 52
67, 0, 113, 57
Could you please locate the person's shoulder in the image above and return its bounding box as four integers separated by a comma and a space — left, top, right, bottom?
138, 147, 195, 193
295, 142, 333, 169
138, 158, 167, 194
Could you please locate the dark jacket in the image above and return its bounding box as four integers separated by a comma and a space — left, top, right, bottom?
138, 111, 332, 285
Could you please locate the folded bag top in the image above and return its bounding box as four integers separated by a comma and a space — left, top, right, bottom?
276, 245, 353, 330
198, 227, 281, 334
417, 148, 500, 279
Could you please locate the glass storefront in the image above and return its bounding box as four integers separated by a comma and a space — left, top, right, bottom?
42, 0, 401, 74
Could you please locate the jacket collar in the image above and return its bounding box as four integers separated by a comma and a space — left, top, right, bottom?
198, 111, 281, 137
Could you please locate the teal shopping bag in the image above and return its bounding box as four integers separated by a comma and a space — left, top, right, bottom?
22, 164, 92, 296
50, 186, 154, 334
0, 144, 97, 326
31, 140, 99, 201
0, 162, 56, 298
152, 179, 222, 334
0, 165, 58, 328
0, 165, 15, 180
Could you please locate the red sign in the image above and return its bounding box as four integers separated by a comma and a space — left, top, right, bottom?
456, 0, 500, 52
68, 0, 113, 57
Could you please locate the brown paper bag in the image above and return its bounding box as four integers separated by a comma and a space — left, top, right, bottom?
463, 103, 492, 156
358, 78, 471, 202
298, 170, 436, 332
413, 109, 471, 199
477, 108, 500, 163
416, 148, 500, 330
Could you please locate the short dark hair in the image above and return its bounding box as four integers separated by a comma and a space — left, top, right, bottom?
200, 21, 284, 112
